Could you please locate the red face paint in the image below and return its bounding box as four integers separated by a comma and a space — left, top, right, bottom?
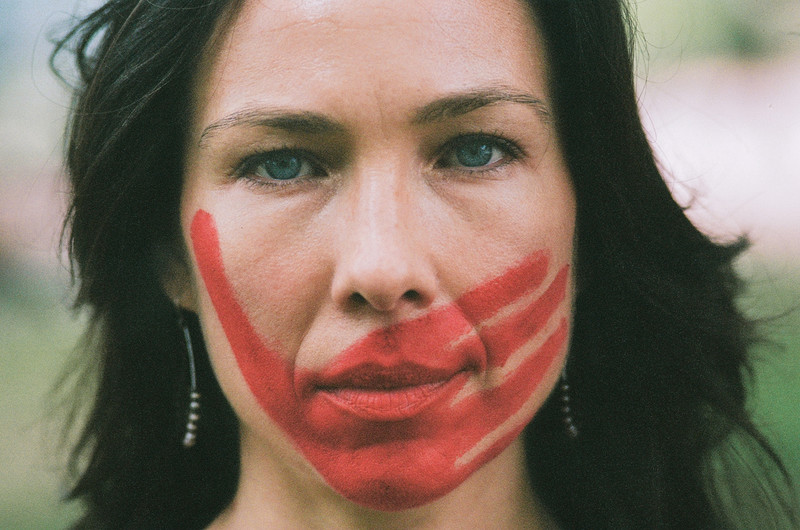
190, 209, 570, 511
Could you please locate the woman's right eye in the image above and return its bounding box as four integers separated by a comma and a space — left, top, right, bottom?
237, 149, 324, 183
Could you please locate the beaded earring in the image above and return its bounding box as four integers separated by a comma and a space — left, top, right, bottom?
179, 312, 201, 448
560, 370, 578, 439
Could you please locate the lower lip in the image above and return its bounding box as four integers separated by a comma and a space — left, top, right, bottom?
318, 372, 467, 422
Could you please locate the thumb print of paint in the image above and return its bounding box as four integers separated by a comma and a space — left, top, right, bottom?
190, 209, 570, 511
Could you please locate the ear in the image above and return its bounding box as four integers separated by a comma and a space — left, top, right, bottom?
158, 244, 199, 312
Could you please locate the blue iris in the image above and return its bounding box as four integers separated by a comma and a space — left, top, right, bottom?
261, 151, 303, 180
455, 139, 494, 167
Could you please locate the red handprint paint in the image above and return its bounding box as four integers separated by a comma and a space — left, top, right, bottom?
190, 209, 570, 511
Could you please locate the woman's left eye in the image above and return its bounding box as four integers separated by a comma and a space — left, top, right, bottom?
237, 149, 323, 183
438, 135, 518, 171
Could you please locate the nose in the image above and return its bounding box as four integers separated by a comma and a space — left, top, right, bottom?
330, 164, 437, 313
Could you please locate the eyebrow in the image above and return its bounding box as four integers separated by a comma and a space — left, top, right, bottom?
198, 110, 346, 146
411, 87, 551, 125
197, 87, 550, 146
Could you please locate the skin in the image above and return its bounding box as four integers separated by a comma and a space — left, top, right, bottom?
178, 0, 576, 527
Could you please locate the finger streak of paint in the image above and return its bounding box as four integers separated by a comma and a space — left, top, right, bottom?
456, 251, 549, 322
190, 210, 294, 399
481, 265, 568, 368
454, 318, 569, 469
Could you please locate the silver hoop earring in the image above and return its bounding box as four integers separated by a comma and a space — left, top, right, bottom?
560, 370, 578, 439
179, 312, 201, 448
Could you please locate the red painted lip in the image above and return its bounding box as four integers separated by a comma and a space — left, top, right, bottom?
299, 305, 487, 423
315, 364, 469, 422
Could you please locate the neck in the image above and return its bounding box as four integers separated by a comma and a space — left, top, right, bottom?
210, 435, 558, 529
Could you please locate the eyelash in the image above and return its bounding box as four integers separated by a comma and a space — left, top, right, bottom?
232, 133, 525, 188
436, 133, 524, 174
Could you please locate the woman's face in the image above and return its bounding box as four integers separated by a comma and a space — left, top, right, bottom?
181, 0, 575, 512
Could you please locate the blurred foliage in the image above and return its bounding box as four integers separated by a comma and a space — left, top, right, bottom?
0, 261, 82, 528
634, 0, 799, 62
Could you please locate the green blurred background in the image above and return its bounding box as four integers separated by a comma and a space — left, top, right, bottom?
1, 0, 798, 527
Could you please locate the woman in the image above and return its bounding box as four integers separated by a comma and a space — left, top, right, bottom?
52, 0, 795, 527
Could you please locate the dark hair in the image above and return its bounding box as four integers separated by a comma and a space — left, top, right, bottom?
52, 0, 796, 528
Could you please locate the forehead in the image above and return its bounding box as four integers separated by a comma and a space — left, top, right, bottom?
193, 0, 548, 128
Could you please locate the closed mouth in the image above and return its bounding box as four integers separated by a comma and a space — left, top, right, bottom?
312, 362, 470, 422
298, 303, 488, 423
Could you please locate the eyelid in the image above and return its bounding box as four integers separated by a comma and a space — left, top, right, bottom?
435, 132, 525, 171
233, 147, 327, 185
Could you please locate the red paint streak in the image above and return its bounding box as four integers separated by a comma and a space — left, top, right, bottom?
456, 251, 549, 322
482, 266, 569, 368
190, 209, 570, 511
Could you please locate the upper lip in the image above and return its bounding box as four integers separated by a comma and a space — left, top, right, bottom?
298, 335, 485, 399
296, 304, 487, 398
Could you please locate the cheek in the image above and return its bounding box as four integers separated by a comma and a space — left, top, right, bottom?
190, 209, 571, 511
208, 226, 331, 357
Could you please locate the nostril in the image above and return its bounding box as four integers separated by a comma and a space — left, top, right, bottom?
401, 290, 423, 304
331, 249, 437, 312
349, 292, 369, 306
345, 289, 426, 312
